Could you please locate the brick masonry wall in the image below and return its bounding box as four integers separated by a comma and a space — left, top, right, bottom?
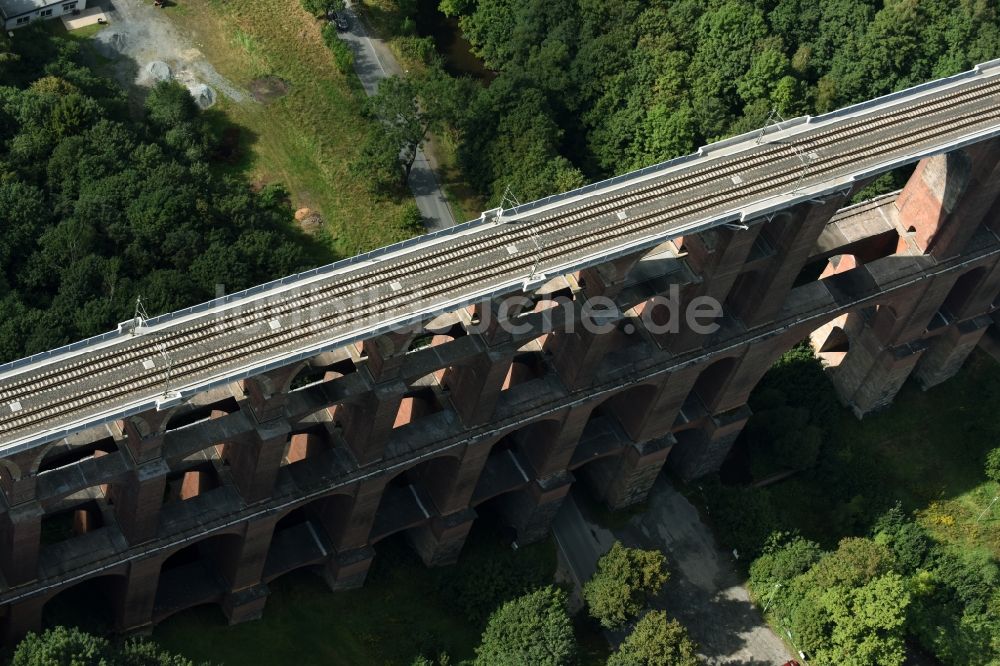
1, 141, 999, 640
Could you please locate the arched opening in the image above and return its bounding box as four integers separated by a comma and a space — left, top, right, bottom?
625, 239, 690, 293
470, 416, 563, 506
723, 270, 761, 320
602, 383, 660, 440
153, 533, 241, 622
665, 427, 710, 480
502, 352, 547, 391
164, 397, 239, 432
408, 322, 466, 354
570, 403, 631, 469
690, 356, 739, 412
37, 437, 118, 474
369, 456, 460, 543
42, 574, 125, 634
393, 388, 444, 429
40, 499, 105, 548
471, 435, 533, 506
511, 418, 563, 474
263, 494, 353, 582
514, 277, 575, 318
405, 325, 463, 391
937, 266, 988, 324
810, 314, 852, 368
289, 357, 357, 392
282, 427, 333, 467
163, 462, 221, 504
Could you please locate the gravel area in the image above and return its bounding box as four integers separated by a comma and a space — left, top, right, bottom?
94, 0, 247, 103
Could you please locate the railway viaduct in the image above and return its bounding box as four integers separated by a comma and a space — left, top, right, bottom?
2, 62, 1000, 640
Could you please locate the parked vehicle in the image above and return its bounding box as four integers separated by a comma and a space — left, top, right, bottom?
326, 9, 348, 30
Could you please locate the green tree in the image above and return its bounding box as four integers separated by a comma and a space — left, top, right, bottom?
144, 81, 198, 128
985, 447, 1000, 484
584, 541, 669, 630
606, 610, 699, 666
438, 0, 471, 17
474, 586, 575, 666
870, 505, 930, 575
748, 532, 823, 597
805, 537, 894, 590
817, 573, 910, 666
351, 126, 407, 195
366, 76, 437, 182
12, 626, 111, 666
116, 639, 197, 666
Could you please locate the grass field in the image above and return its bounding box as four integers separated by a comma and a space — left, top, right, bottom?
152, 524, 558, 665
159, 0, 418, 257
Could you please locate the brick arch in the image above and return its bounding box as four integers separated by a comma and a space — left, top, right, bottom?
34, 436, 119, 476
689, 354, 742, 413
469, 417, 564, 507
502, 351, 548, 390
152, 530, 245, 623
568, 384, 661, 470
40, 572, 128, 633
263, 492, 355, 583
368, 453, 464, 544
599, 381, 664, 433
162, 396, 239, 433
939, 264, 990, 321
398, 323, 471, 392
392, 386, 444, 430
123, 406, 179, 439
0, 458, 23, 483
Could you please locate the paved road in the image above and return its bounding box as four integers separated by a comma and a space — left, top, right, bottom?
555, 482, 793, 665
552, 494, 616, 588
338, 2, 458, 230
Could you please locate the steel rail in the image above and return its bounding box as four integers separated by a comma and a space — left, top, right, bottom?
2, 71, 1000, 449
2, 77, 997, 405
3, 98, 999, 437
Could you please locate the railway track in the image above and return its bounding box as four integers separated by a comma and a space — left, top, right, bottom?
7, 75, 998, 405
2, 68, 1000, 448
3, 76, 997, 408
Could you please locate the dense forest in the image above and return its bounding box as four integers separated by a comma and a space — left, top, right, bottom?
705, 347, 1000, 665
428, 0, 1000, 203
0, 31, 328, 363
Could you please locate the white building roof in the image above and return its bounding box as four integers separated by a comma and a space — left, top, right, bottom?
1, 0, 61, 18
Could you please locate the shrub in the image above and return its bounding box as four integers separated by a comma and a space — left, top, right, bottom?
870, 505, 931, 575
399, 203, 425, 233
748, 532, 823, 599
321, 24, 355, 75
299, 0, 327, 17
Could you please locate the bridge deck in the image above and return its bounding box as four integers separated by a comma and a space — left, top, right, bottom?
3, 61, 1000, 453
